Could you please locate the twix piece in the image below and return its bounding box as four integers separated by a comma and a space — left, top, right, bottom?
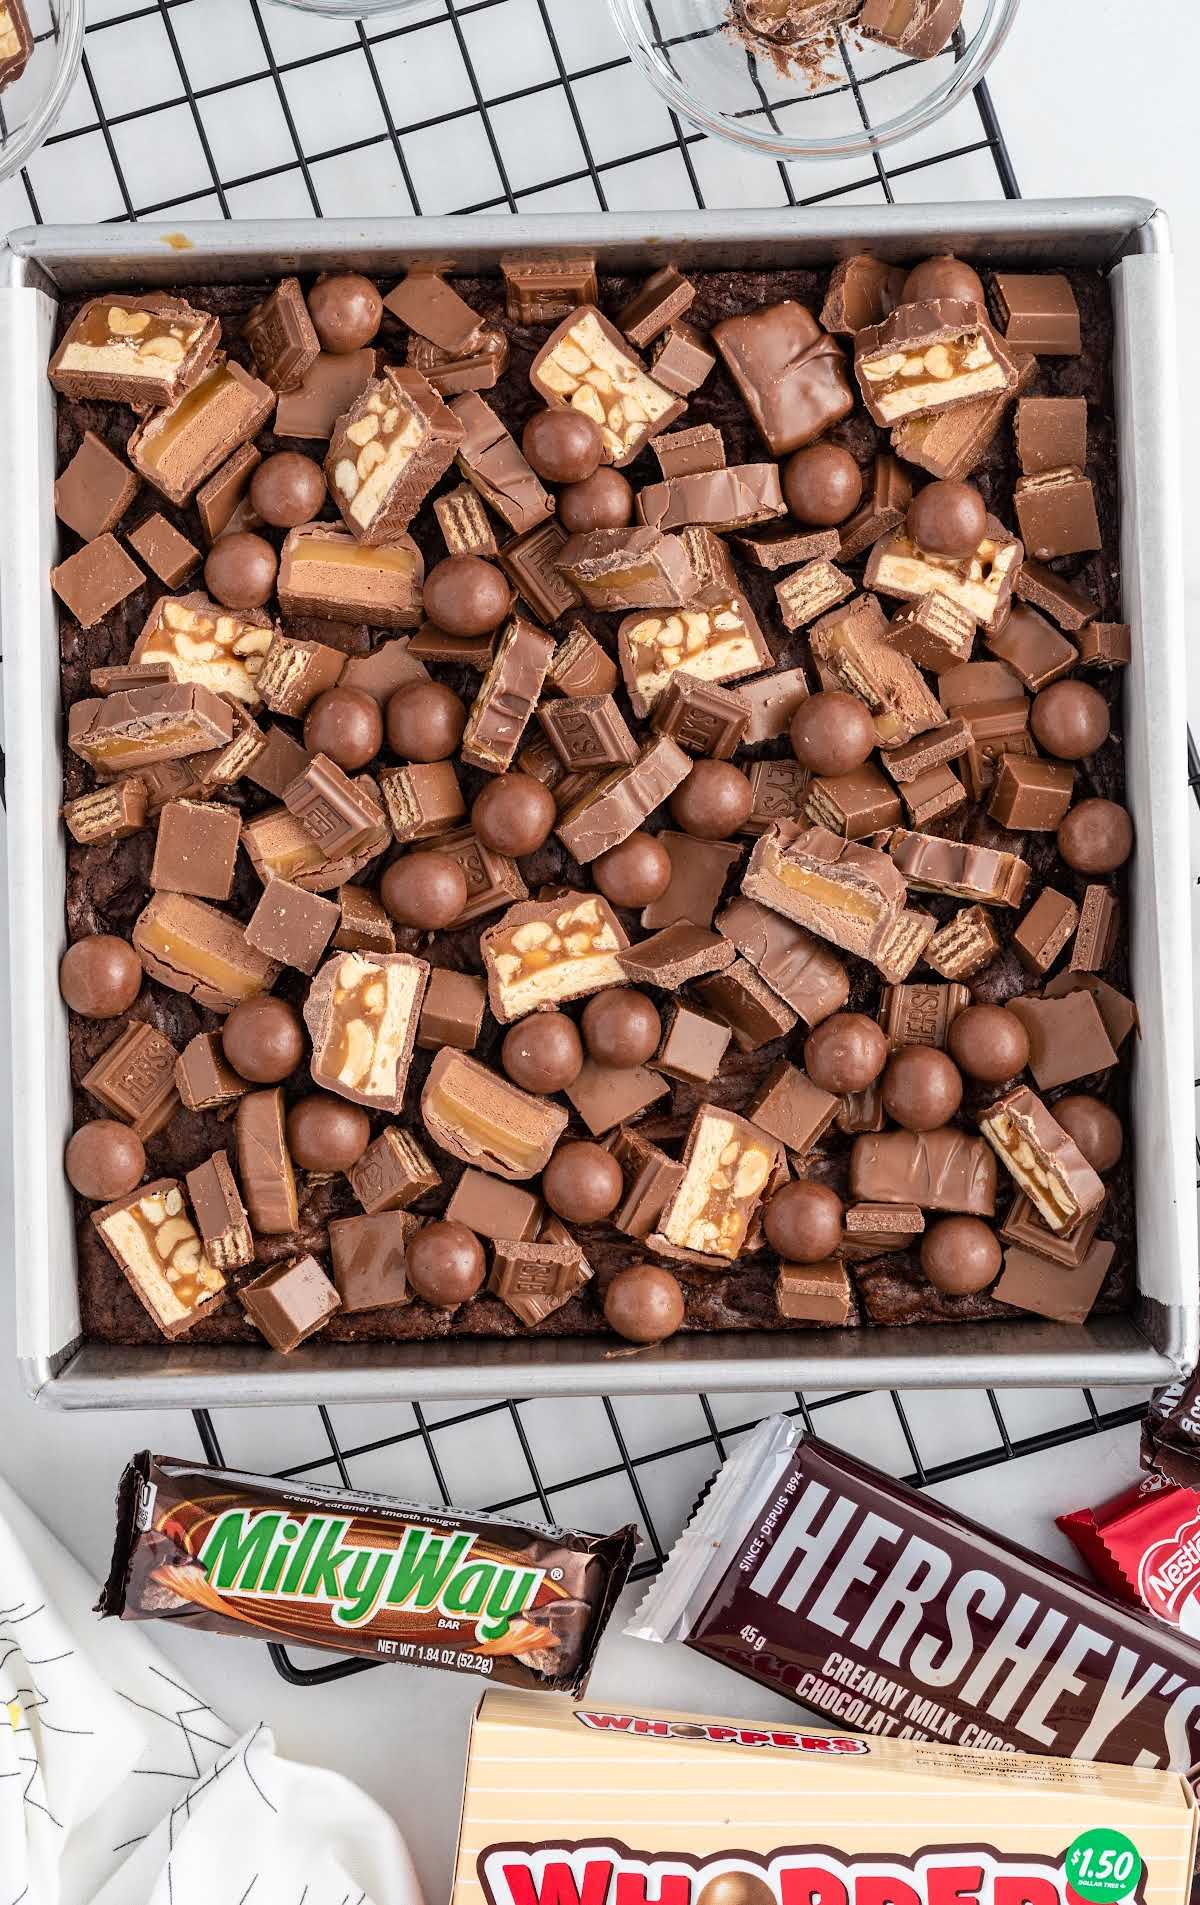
69, 683, 234, 773
743, 821, 907, 965
304, 950, 428, 1114
92, 1179, 224, 1340
889, 828, 1030, 908
327, 367, 463, 542
128, 359, 275, 507
421, 1051, 567, 1181
133, 893, 280, 1012
50, 293, 219, 407
557, 527, 697, 612
810, 593, 946, 747
277, 525, 424, 628
530, 305, 683, 467
481, 893, 627, 1023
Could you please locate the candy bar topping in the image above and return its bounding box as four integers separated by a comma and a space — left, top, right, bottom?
654, 1105, 779, 1263
131, 592, 273, 707
856, 298, 1017, 426
482, 894, 627, 1022
50, 294, 219, 406
327, 368, 463, 542
305, 950, 428, 1111
531, 305, 682, 466
92, 1178, 224, 1338
619, 594, 770, 716
979, 1084, 1105, 1233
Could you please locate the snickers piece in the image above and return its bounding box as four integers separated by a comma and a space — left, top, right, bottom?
606, 1127, 683, 1241
805, 763, 902, 840
151, 798, 240, 901
195, 443, 261, 544
735, 524, 839, 571
737, 667, 810, 744
879, 981, 969, 1050
865, 514, 1022, 633
891, 350, 1036, 483
530, 306, 683, 467
92, 1178, 224, 1340
1014, 558, 1098, 631
489, 1236, 592, 1329
435, 483, 497, 558
275, 349, 380, 440
340, 638, 428, 706
1013, 887, 1079, 975
924, 904, 1002, 979
284, 753, 386, 857
994, 1238, 1114, 1326
411, 826, 526, 924
417, 969, 486, 1053
245, 879, 339, 975
1077, 622, 1131, 670
327, 368, 463, 543
653, 424, 726, 479
651, 674, 750, 760
850, 1127, 997, 1216
653, 1003, 732, 1084
556, 736, 690, 864
128, 359, 274, 507
63, 779, 148, 847
855, 298, 1018, 428
637, 465, 785, 535
775, 558, 855, 633
406, 327, 509, 398
820, 255, 906, 336
421, 1050, 566, 1181
841, 1203, 925, 1261
277, 525, 424, 629
837, 454, 911, 562
746, 1059, 838, 1153
651, 1105, 779, 1265
329, 1212, 417, 1312
859, 0, 962, 55
547, 624, 619, 700
257, 629, 346, 716
887, 592, 974, 670
501, 254, 598, 324
185, 1151, 253, 1272
349, 1128, 440, 1216
133, 893, 280, 1012
743, 822, 908, 966
810, 593, 946, 747
694, 959, 798, 1054
565, 1061, 669, 1137
175, 1033, 247, 1113
899, 763, 966, 827
1016, 396, 1088, 476
557, 527, 697, 612
650, 321, 716, 397
1000, 1191, 1102, 1273
240, 1255, 340, 1352
499, 521, 581, 625
890, 828, 1030, 909
461, 616, 555, 773
334, 883, 396, 955
777, 1260, 852, 1325
712, 301, 855, 456
68, 682, 234, 772
482, 892, 628, 1023
131, 591, 273, 708
451, 391, 554, 536
716, 896, 849, 1026
1006, 989, 1118, 1092
619, 922, 735, 991
304, 950, 428, 1114
127, 514, 200, 588
979, 1085, 1105, 1233
384, 271, 484, 354
620, 592, 770, 718
82, 1022, 180, 1138
616, 266, 696, 349
243, 276, 320, 393
245, 725, 312, 797
51, 534, 145, 629
54, 431, 139, 541
1014, 469, 1102, 560
50, 293, 219, 407
985, 602, 1077, 691
989, 272, 1082, 356
445, 1170, 540, 1244
642, 833, 741, 932
539, 694, 637, 771
1071, 885, 1119, 972
987, 754, 1074, 831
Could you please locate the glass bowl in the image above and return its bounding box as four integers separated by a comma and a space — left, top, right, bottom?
0, 0, 84, 184
268, 0, 433, 15
606, 0, 1021, 162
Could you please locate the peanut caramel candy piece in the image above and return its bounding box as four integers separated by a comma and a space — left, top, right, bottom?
865, 514, 1022, 632
743, 820, 908, 964
50, 293, 219, 407
378, 761, 466, 842
502, 254, 599, 324
186, 1150, 254, 1272
92, 1177, 225, 1340
482, 892, 628, 1023
652, 1104, 780, 1265
63, 778, 147, 845
304, 950, 429, 1113
278, 524, 424, 629
131, 591, 273, 708
257, 628, 346, 716
461, 616, 556, 773
82, 1021, 180, 1137
451, 391, 554, 536
979, 1085, 1104, 1234
892, 349, 1036, 483
855, 298, 1017, 427
349, 1127, 440, 1215
556, 736, 691, 864
889, 827, 1030, 909
618, 592, 771, 719
175, 1032, 247, 1112
556, 527, 697, 612
810, 594, 946, 749
327, 367, 463, 543
850, 1127, 997, 1215
774, 558, 854, 633
420, 1050, 567, 1182
127, 358, 275, 507
243, 275, 320, 393
887, 592, 975, 670
924, 904, 1001, 979
435, 483, 498, 558
531, 306, 684, 468
133, 893, 281, 1012
51, 534, 145, 630
68, 682, 234, 773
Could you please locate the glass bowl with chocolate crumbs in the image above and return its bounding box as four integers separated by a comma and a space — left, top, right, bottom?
268, 0, 435, 15
607, 0, 1020, 161
0, 0, 83, 183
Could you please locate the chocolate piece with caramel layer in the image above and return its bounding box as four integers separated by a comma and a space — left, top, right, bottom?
133, 893, 280, 1013
855, 298, 1017, 428
482, 892, 628, 1023
128, 358, 275, 507
979, 1085, 1104, 1234
850, 1127, 997, 1215
92, 1178, 225, 1340
743, 821, 908, 966
421, 1051, 567, 1181
50, 293, 219, 407
327, 367, 463, 543
530, 305, 683, 467
277, 524, 424, 628
69, 682, 234, 773
304, 950, 428, 1114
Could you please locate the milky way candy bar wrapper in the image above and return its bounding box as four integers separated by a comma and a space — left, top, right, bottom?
627, 1417, 1200, 1770
99, 1451, 634, 1693
453, 1692, 1196, 1905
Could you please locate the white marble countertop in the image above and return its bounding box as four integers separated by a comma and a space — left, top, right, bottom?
1, 2, 1198, 1901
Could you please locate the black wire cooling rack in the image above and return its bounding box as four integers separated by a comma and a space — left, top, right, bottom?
5, 0, 1196, 1691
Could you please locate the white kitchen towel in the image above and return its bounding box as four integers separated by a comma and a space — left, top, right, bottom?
0, 1471, 423, 1905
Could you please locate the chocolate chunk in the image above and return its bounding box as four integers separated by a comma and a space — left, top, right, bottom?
989, 272, 1081, 355
638, 464, 785, 535
414, 825, 526, 924
378, 761, 466, 842
128, 359, 274, 507
924, 904, 1002, 979
83, 1021, 181, 1138
497, 520, 580, 626
622, 592, 770, 719
985, 602, 1076, 691
176, 1032, 247, 1112
993, 1239, 1114, 1325
564, 1060, 669, 1137
539, 693, 637, 772
776, 1259, 852, 1324
501, 254, 598, 323
445, 1170, 541, 1243
482, 892, 628, 1023
275, 348, 380, 439
240, 277, 319, 394
616, 266, 696, 348
987, 753, 1074, 831
856, 298, 1017, 428
185, 1150, 253, 1271
653, 1003, 731, 1083
329, 1211, 417, 1312
258, 629, 347, 716
556, 736, 690, 864
130, 592, 273, 708
434, 483, 497, 560
640, 833, 741, 932
277, 524, 424, 630
234, 1088, 298, 1235
650, 321, 716, 397
421, 1050, 567, 1179
50, 293, 219, 407
1014, 469, 1101, 560
151, 798, 240, 900
63, 778, 148, 846
244, 879, 339, 975
489, 1235, 592, 1328
1077, 621, 1131, 669
1012, 887, 1079, 976
92, 1177, 224, 1339
604, 1127, 682, 1240
618, 922, 736, 990
450, 390, 554, 536
887, 592, 975, 671
898, 762, 966, 827
774, 557, 855, 632
284, 753, 386, 857
305, 949, 428, 1113
1016, 396, 1088, 475
1006, 989, 1117, 1092
1071, 885, 1119, 972
531, 306, 683, 467
652, 1105, 779, 1265
51, 533, 145, 629
712, 301, 855, 456
889, 827, 1030, 908
653, 424, 726, 479
746, 1059, 838, 1153
195, 443, 262, 544
133, 892, 280, 1012
417, 969, 486, 1052
850, 1127, 997, 1215
348, 1127, 440, 1215
126, 513, 200, 588
694, 959, 798, 1054
741, 759, 811, 836
841, 1202, 925, 1260
716, 894, 849, 1025
557, 527, 697, 612
240, 1254, 340, 1351
406, 327, 510, 397
735, 525, 840, 573
836, 454, 911, 561
455, 615, 552, 773
805, 763, 902, 840
979, 1084, 1104, 1232
1013, 558, 1097, 631
879, 980, 969, 1049
820, 254, 907, 335
55, 431, 139, 541
241, 726, 309, 800
384, 270, 484, 353
859, 0, 962, 55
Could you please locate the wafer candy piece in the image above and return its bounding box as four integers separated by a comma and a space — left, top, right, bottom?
979, 1084, 1105, 1234
185, 1151, 254, 1272
531, 305, 684, 467
63, 779, 148, 845
482, 893, 627, 1023
651, 1104, 780, 1265
774, 558, 854, 632
855, 297, 1017, 427
743, 821, 908, 966
304, 950, 428, 1114
92, 1178, 225, 1340
50, 293, 219, 407
421, 1051, 567, 1181
256, 629, 346, 715
327, 367, 463, 542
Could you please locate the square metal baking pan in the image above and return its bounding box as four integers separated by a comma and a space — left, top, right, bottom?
3, 199, 1193, 1409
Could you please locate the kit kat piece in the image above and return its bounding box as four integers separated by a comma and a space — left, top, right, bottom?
128, 359, 274, 507
245, 879, 339, 975
694, 959, 798, 1053
985, 601, 1076, 690
326, 367, 462, 543
234, 1088, 298, 1235
889, 827, 1030, 908
329, 1212, 416, 1312
1006, 989, 1118, 1092
979, 1084, 1104, 1232
1071, 884, 1119, 971
82, 1022, 180, 1138
92, 1178, 224, 1339
304, 949, 428, 1113
836, 453, 911, 561
994, 1238, 1114, 1325
257, 629, 346, 715
653, 1003, 731, 1084
1000, 1190, 1102, 1271
716, 895, 849, 1026
539, 693, 637, 771
650, 320, 717, 397
1078, 621, 1131, 670
63, 778, 148, 846
1014, 468, 1102, 560
482, 892, 628, 1023
55, 431, 139, 540
451, 391, 554, 535
530, 306, 683, 467
499, 520, 580, 625
417, 969, 486, 1052
746, 1059, 837, 1153
557, 527, 697, 612
50, 293, 219, 407
642, 833, 741, 932
547, 623, 619, 700
777, 1260, 852, 1324
131, 591, 273, 708
1016, 396, 1088, 475
556, 736, 690, 864
820, 254, 907, 335
435, 483, 498, 559
377, 761, 465, 843
805, 763, 902, 839
133, 893, 280, 1012
241, 1255, 340, 1352
924, 904, 1002, 979
52, 534, 145, 629
275, 348, 380, 439
127, 513, 200, 587
175, 1032, 247, 1113
566, 1061, 669, 1137
637, 464, 785, 535
851, 1126, 997, 1214
461, 616, 556, 772
243, 276, 320, 393
619, 922, 736, 991
277, 524, 424, 628
502, 253, 599, 323
421, 1051, 567, 1180
887, 592, 974, 670
856, 298, 1017, 427
185, 1151, 253, 1271
651, 1104, 780, 1265
384, 270, 484, 353
620, 592, 770, 718
653, 423, 725, 479
284, 753, 386, 857
151, 798, 240, 900
445, 1170, 541, 1244
735, 524, 839, 571
865, 514, 1022, 632
774, 557, 854, 632
712, 301, 855, 456
990, 272, 1081, 355
406, 325, 510, 398
68, 682, 234, 772
890, 349, 1035, 482
987, 753, 1074, 831
490, 1234, 592, 1328
1013, 558, 1098, 631
348, 1128, 440, 1215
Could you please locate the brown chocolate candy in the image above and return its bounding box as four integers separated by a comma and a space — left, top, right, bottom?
901, 256, 985, 306
406, 1220, 486, 1307
1057, 798, 1133, 873
581, 988, 661, 1069
907, 480, 988, 559
1030, 679, 1110, 760
804, 1012, 888, 1094
522, 409, 604, 485
471, 772, 557, 856
501, 1012, 584, 1093
204, 531, 277, 610
65, 1119, 146, 1202
1052, 1093, 1124, 1174
381, 851, 468, 929
782, 443, 863, 527
250, 451, 327, 527
423, 555, 513, 637
669, 761, 753, 840
603, 1262, 684, 1344
593, 831, 672, 908
221, 996, 305, 1084
303, 686, 383, 771
285, 1093, 371, 1172
307, 273, 383, 353
558, 467, 634, 533
881, 1044, 964, 1132
790, 691, 874, 776
543, 1140, 623, 1224
59, 935, 142, 1019
920, 1214, 1001, 1294
947, 1002, 1030, 1083
763, 1180, 845, 1263
385, 680, 466, 763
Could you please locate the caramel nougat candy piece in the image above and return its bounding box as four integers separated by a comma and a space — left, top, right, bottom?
421, 1051, 567, 1182
92, 1178, 225, 1341
530, 305, 684, 468
50, 293, 219, 407
889, 827, 1030, 909
979, 1085, 1105, 1235
127, 358, 275, 507
133, 893, 281, 1012
277, 524, 424, 629
326, 366, 463, 543
850, 1128, 997, 1216
481, 892, 628, 1024
743, 821, 908, 967
303, 950, 428, 1114
68, 682, 234, 773
809, 593, 946, 748
865, 514, 1022, 633
130, 591, 273, 709
855, 297, 1018, 427
618, 592, 771, 719
651, 1104, 780, 1266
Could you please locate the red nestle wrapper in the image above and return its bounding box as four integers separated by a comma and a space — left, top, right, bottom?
1059, 1475, 1200, 1635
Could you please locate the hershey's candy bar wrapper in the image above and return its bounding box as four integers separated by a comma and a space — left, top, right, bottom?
628, 1417, 1200, 1769
451, 1691, 1197, 1905
99, 1451, 634, 1694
